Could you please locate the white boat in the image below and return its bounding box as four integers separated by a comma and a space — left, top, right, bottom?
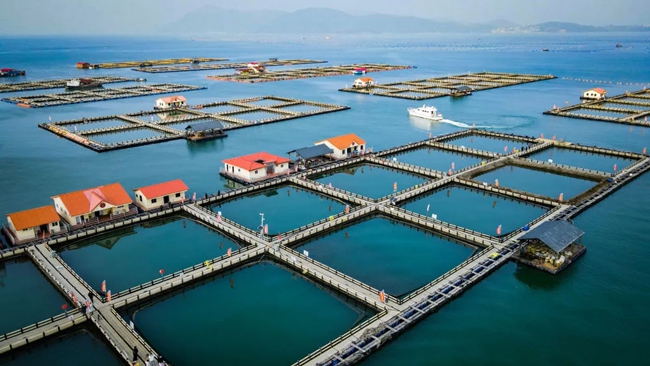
408, 105, 443, 121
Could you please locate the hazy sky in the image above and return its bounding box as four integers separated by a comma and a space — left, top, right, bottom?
0, 0, 647, 34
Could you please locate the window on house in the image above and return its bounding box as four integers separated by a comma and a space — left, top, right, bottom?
238, 168, 241, 172
341, 150, 345, 154
175, 193, 181, 197
255, 170, 258, 174
152, 198, 157, 203
139, 195, 143, 202
52, 222, 58, 226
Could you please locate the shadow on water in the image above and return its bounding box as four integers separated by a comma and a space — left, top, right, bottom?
513, 261, 580, 291
185, 137, 227, 156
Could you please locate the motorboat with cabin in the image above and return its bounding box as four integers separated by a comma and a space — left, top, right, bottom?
408, 105, 443, 121
65, 78, 103, 91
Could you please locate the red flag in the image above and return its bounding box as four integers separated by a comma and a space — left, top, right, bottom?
559, 193, 564, 202
393, 182, 397, 191
496, 225, 502, 235
264, 224, 268, 234
159, 269, 164, 276
448, 169, 452, 176
345, 205, 350, 214
504, 146, 508, 152
71, 292, 77, 304
227, 248, 232, 257
613, 164, 617, 171
644, 147, 647, 155
495, 179, 499, 187
62, 304, 68, 310
101, 280, 106, 293
106, 290, 112, 302
379, 290, 386, 303
217, 215, 222, 223
552, 135, 556, 140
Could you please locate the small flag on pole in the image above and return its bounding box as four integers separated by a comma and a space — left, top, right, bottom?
613, 164, 617, 171
159, 269, 164, 276
504, 146, 508, 152
495, 179, 499, 187
227, 248, 232, 257
192, 192, 196, 201
49, 116, 52, 122
426, 204, 430, 212
264, 224, 268, 234
540, 133, 544, 139
496, 225, 502, 235
428, 133, 432, 139
472, 123, 475, 129
379, 290, 386, 303
106, 290, 112, 302
393, 182, 397, 191
448, 169, 452, 176
303, 250, 309, 257
151, 116, 154, 122
345, 205, 350, 214
74, 125, 78, 131
451, 162, 455, 169
101, 280, 106, 293
644, 147, 647, 155
328, 182, 332, 188
559, 193, 564, 202
181, 196, 185, 204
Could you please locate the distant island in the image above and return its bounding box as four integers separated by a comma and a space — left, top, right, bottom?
167, 7, 650, 35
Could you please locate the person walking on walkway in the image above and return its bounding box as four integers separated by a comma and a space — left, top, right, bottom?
132, 346, 139, 362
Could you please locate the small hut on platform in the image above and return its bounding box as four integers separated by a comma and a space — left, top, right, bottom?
518, 220, 586, 273
288, 144, 334, 169
185, 121, 227, 141
451, 85, 473, 97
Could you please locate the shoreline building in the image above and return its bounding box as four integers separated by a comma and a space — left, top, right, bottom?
581, 88, 607, 101
4, 206, 61, 243
155, 95, 187, 109
134, 179, 189, 211
315, 133, 366, 160
52, 183, 133, 226
221, 152, 290, 183
353, 77, 374, 88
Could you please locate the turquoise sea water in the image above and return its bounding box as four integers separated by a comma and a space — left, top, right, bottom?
297, 217, 474, 295
129, 263, 367, 366
312, 164, 427, 198
0, 257, 70, 334
402, 186, 548, 235
1, 33, 650, 363
387, 147, 483, 172
476, 165, 597, 199
58, 218, 239, 293
446, 135, 533, 153
0, 329, 121, 366
527, 146, 634, 172
213, 185, 345, 234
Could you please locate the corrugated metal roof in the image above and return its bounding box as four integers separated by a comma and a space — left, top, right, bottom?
455, 85, 472, 91
185, 121, 224, 132
288, 145, 333, 159
520, 220, 584, 253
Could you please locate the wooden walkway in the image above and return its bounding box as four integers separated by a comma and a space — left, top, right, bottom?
3, 131, 649, 365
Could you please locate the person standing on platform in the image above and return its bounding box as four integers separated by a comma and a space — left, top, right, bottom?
132, 346, 139, 363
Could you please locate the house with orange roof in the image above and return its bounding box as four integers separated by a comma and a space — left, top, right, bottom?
155, 95, 187, 109
353, 77, 374, 88
5, 206, 62, 243
134, 179, 189, 211
221, 152, 290, 183
315, 133, 366, 160
52, 183, 133, 225
581, 88, 606, 101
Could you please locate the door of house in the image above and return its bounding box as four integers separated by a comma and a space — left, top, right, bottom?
164, 196, 170, 204
39, 224, 48, 233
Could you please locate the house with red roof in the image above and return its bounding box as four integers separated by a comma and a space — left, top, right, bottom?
315, 133, 366, 160
221, 152, 290, 183
581, 88, 607, 101
155, 95, 187, 109
52, 183, 133, 225
5, 206, 62, 243
353, 77, 374, 88
134, 179, 189, 211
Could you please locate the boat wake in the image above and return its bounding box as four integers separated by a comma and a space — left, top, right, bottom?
439, 119, 499, 129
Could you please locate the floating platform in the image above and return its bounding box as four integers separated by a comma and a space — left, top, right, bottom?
38, 96, 350, 152
133, 59, 327, 73
544, 88, 650, 126
207, 64, 414, 83
2, 83, 206, 108
76, 57, 227, 69
0, 76, 139, 94
339, 71, 557, 100
3, 129, 650, 365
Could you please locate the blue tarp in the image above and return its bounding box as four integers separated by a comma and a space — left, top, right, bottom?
520, 220, 584, 253
288, 145, 333, 159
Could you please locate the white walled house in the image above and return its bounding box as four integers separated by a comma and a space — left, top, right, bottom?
221, 152, 290, 183
52, 183, 133, 225
315, 133, 366, 160
155, 95, 187, 109
581, 88, 606, 101
353, 77, 374, 88
5, 206, 61, 243
134, 179, 189, 211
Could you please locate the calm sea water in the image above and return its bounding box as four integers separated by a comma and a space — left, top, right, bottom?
1, 33, 649, 364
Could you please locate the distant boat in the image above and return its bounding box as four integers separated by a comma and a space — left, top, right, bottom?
542, 48, 549, 52
408, 105, 443, 121
616, 44, 623, 48
66, 78, 103, 91
352, 67, 367, 75
0, 68, 25, 77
